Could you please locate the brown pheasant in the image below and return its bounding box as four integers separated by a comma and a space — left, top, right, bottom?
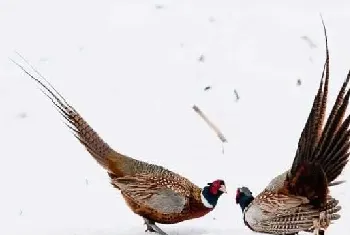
235, 22, 349, 235
12, 59, 227, 235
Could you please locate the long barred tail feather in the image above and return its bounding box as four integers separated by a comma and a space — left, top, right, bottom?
285, 18, 350, 209
290, 18, 350, 187
10, 54, 130, 176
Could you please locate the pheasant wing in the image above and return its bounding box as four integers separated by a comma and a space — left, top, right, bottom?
255, 191, 307, 214
112, 173, 191, 214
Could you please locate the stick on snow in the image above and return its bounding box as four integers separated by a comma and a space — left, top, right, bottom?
192, 105, 228, 143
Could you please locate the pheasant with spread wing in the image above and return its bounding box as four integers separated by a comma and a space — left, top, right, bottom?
12, 58, 227, 235
236, 23, 349, 235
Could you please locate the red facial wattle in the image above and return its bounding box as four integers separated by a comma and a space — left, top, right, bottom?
236, 189, 240, 201
210, 180, 223, 195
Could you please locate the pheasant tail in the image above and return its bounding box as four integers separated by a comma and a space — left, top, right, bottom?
288, 20, 350, 207
11, 56, 132, 178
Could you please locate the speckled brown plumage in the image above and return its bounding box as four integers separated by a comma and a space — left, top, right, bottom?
236, 20, 349, 235
12, 55, 226, 235
114, 173, 212, 224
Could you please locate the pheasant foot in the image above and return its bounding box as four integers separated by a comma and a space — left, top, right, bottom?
144, 218, 156, 232
319, 211, 329, 228
312, 218, 320, 235
143, 218, 168, 235
312, 212, 328, 235
145, 223, 156, 233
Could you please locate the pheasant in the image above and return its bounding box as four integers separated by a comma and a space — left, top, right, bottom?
235, 22, 349, 235
12, 59, 227, 235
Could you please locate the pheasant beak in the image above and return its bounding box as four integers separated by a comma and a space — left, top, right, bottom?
219, 185, 227, 193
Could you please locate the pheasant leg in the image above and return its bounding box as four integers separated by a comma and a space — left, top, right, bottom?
143, 218, 168, 235
145, 223, 156, 233
313, 218, 320, 235
312, 211, 329, 235
319, 211, 330, 228
144, 218, 156, 232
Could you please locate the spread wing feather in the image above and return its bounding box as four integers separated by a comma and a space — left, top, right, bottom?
287, 19, 350, 207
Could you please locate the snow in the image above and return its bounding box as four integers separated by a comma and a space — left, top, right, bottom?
0, 0, 349, 234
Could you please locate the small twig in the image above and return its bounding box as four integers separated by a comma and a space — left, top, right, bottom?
155, 4, 164, 9
297, 78, 302, 86
234, 89, 240, 102
204, 86, 211, 91
198, 54, 205, 62
301, 35, 317, 49
192, 105, 227, 143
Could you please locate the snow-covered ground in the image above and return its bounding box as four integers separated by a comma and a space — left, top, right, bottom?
0, 1, 349, 234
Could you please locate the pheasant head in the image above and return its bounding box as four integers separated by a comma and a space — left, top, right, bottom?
236, 186, 254, 211
201, 180, 227, 208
